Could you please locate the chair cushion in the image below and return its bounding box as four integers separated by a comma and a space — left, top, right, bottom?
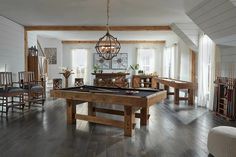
7, 87, 24, 93
0, 87, 24, 94
30, 85, 43, 92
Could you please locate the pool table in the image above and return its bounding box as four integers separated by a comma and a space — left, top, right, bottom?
50, 85, 167, 136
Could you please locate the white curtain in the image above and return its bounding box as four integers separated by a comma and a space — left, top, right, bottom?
197, 34, 215, 109
137, 48, 155, 74
163, 44, 178, 78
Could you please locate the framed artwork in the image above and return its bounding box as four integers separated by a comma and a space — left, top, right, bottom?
112, 53, 128, 70
93, 53, 111, 69
45, 48, 57, 64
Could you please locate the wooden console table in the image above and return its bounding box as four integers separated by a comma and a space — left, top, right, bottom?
156, 77, 196, 105
132, 75, 157, 88
92, 73, 129, 88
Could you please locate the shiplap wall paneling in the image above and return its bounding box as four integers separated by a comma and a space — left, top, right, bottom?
187, 0, 236, 46
0, 16, 24, 80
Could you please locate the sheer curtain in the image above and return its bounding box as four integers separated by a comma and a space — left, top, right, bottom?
163, 44, 178, 78
137, 48, 155, 74
71, 49, 88, 84
197, 34, 215, 109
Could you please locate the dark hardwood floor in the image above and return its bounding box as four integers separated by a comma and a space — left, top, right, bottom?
0, 97, 235, 157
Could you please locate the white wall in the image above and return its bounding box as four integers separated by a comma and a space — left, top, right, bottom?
63, 43, 164, 86
219, 46, 236, 78
0, 16, 24, 81
178, 39, 191, 81
37, 36, 63, 80
28, 31, 37, 48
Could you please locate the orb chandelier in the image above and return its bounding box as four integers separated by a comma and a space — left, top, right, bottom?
95, 0, 121, 60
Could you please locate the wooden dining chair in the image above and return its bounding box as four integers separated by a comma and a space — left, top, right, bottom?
18, 71, 45, 110
0, 72, 25, 117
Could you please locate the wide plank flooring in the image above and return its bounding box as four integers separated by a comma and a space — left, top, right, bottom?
0, 98, 236, 157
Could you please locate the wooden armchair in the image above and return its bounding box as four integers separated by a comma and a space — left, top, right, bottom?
18, 71, 45, 110
0, 72, 25, 117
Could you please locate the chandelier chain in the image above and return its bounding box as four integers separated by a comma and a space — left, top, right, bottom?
106, 0, 110, 31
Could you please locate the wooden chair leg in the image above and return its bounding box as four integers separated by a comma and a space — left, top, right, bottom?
6, 98, 9, 117
1, 98, 3, 117
11, 97, 14, 112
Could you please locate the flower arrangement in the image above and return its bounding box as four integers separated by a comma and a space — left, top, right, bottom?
60, 67, 73, 77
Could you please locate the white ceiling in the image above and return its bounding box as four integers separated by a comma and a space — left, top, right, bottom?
0, 0, 204, 26
1, 0, 206, 42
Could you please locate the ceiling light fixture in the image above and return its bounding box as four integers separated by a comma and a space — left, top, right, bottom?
95, 0, 121, 60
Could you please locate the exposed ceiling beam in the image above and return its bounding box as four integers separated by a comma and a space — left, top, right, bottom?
25, 26, 171, 31
62, 40, 166, 44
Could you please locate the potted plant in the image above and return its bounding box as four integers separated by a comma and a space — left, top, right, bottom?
130, 64, 139, 75
93, 64, 100, 73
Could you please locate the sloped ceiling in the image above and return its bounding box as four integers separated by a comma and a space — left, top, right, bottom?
0, 0, 205, 46
187, 0, 236, 46
170, 23, 200, 51
0, 0, 203, 26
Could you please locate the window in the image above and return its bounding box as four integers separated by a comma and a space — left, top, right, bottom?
137, 49, 155, 74
71, 49, 88, 84
163, 46, 175, 78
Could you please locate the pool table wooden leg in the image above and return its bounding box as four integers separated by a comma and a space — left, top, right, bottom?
66, 99, 76, 124
174, 88, 180, 105
164, 85, 169, 99
188, 89, 194, 105
124, 106, 134, 137
88, 102, 96, 116
140, 107, 149, 126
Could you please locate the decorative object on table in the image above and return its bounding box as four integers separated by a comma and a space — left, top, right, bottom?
130, 64, 139, 75
99, 69, 103, 73
45, 48, 57, 64
141, 83, 144, 88
152, 72, 159, 77
125, 90, 139, 95
95, 0, 121, 60
59, 67, 74, 88
94, 53, 110, 69
111, 53, 128, 70
93, 64, 100, 73
138, 70, 144, 75
28, 46, 38, 56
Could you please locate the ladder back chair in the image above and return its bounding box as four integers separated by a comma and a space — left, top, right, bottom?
0, 72, 25, 117
18, 71, 45, 110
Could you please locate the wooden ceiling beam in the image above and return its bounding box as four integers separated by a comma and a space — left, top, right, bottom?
62, 40, 166, 44
24, 26, 171, 31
